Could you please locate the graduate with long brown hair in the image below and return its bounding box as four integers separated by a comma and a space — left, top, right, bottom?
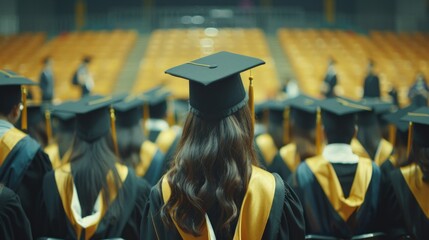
141, 51, 305, 240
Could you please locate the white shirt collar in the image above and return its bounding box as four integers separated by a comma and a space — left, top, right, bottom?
146, 119, 169, 131
322, 143, 359, 164
0, 119, 14, 138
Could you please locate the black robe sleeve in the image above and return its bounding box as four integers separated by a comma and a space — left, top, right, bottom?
15, 149, 52, 238
121, 178, 151, 239
0, 185, 33, 240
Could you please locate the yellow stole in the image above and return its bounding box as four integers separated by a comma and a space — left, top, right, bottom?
156, 128, 177, 154
135, 140, 158, 177
161, 166, 276, 240
305, 156, 373, 221
255, 133, 278, 166
0, 128, 26, 166
54, 163, 128, 240
44, 143, 62, 169
400, 163, 429, 218
351, 138, 393, 166
279, 143, 300, 173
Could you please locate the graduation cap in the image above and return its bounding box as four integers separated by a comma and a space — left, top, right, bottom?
383, 105, 417, 146
143, 87, 172, 119
402, 107, 429, 151
288, 94, 319, 129
319, 97, 370, 143
0, 70, 36, 130
113, 94, 145, 127
51, 108, 76, 133
357, 98, 395, 126
165, 51, 265, 120
52, 95, 124, 144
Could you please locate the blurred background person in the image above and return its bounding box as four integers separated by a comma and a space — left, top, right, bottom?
72, 56, 94, 97
362, 59, 381, 98
39, 56, 54, 103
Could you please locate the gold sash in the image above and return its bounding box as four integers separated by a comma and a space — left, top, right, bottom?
136, 140, 158, 177
374, 139, 393, 166
0, 128, 26, 166
54, 163, 128, 240
400, 163, 429, 218
44, 143, 62, 169
255, 133, 278, 166
161, 166, 275, 240
156, 128, 177, 154
305, 156, 373, 221
351, 138, 393, 166
279, 143, 300, 173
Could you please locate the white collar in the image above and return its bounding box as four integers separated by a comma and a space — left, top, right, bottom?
146, 119, 169, 131
322, 143, 359, 164
71, 184, 103, 228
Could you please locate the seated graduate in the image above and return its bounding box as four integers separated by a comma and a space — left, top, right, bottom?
381, 105, 418, 174
351, 98, 395, 166
40, 95, 151, 239
141, 51, 305, 240
253, 101, 281, 168
0, 184, 32, 240
113, 94, 165, 186
44, 109, 76, 169
383, 107, 429, 239
269, 94, 319, 181
290, 97, 383, 238
0, 70, 52, 238
362, 59, 381, 99
143, 87, 182, 172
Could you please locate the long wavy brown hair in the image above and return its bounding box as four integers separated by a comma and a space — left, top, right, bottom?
160, 106, 258, 237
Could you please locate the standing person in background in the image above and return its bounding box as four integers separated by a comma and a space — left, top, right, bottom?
142, 51, 305, 240
408, 72, 429, 107
321, 57, 337, 98
72, 56, 94, 97
0, 70, 52, 238
363, 59, 381, 98
39, 56, 54, 103
40, 95, 151, 239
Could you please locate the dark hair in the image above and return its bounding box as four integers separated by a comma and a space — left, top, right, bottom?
323, 113, 356, 144
116, 124, 144, 168
160, 106, 257, 237
42, 56, 51, 64
0, 86, 21, 116
68, 132, 123, 218
409, 142, 429, 182
292, 126, 316, 160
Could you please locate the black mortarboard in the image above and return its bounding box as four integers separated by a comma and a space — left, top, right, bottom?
113, 94, 146, 127
288, 94, 319, 129
51, 108, 76, 133
383, 105, 417, 133
319, 97, 370, 130
402, 107, 429, 148
53, 95, 124, 142
165, 51, 265, 119
255, 101, 270, 122
0, 70, 36, 130
355, 98, 395, 126
143, 87, 171, 119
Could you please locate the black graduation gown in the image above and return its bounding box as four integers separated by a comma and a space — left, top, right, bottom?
254, 133, 281, 169
388, 164, 429, 239
154, 127, 182, 172
290, 156, 382, 238
141, 167, 305, 240
363, 73, 381, 98
40, 69, 54, 101
322, 73, 337, 98
268, 143, 301, 181
136, 140, 165, 186
0, 127, 52, 238
41, 164, 151, 239
0, 185, 33, 240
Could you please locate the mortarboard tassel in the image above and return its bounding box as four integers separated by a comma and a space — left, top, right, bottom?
407, 122, 413, 158
143, 103, 150, 137
388, 124, 396, 147
316, 107, 323, 155
110, 107, 119, 158
45, 110, 53, 145
167, 96, 175, 126
248, 71, 254, 126
21, 86, 28, 131
283, 107, 290, 145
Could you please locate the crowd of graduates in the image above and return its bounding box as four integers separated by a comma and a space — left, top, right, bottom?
0, 50, 428, 240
